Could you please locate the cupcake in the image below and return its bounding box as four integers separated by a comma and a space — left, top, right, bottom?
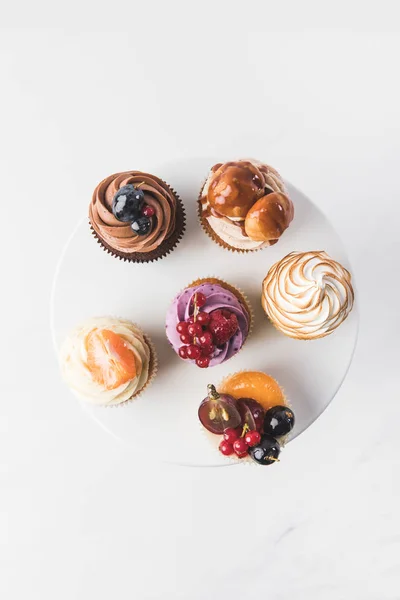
198, 159, 294, 252
59, 317, 156, 406
89, 171, 185, 262
165, 278, 252, 369
198, 372, 295, 465
262, 251, 355, 340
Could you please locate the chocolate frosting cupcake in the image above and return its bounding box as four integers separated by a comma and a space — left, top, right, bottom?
89, 171, 185, 262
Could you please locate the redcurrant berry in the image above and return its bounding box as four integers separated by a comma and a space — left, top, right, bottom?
178, 346, 188, 359
187, 316, 195, 324
198, 331, 213, 347
176, 321, 189, 334
142, 205, 155, 217
195, 356, 210, 368
244, 431, 261, 447
200, 344, 214, 357
188, 322, 203, 337
187, 345, 201, 360
193, 292, 206, 308
180, 333, 192, 345
233, 438, 249, 457
196, 312, 210, 326
219, 440, 234, 456
223, 427, 239, 444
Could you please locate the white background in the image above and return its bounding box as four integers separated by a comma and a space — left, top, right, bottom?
2, 2, 400, 599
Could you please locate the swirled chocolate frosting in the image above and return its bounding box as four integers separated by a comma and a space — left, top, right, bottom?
89, 171, 179, 254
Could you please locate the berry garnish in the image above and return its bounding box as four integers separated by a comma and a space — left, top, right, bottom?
263, 406, 295, 437
196, 312, 210, 326
198, 331, 213, 347
180, 333, 191, 345
198, 384, 242, 434
187, 316, 195, 324
188, 322, 203, 337
233, 438, 249, 458
219, 440, 234, 456
237, 398, 265, 433
244, 430, 261, 447
178, 346, 188, 359
223, 427, 239, 444
187, 345, 201, 360
196, 356, 210, 368
200, 344, 215, 357
249, 434, 281, 465
131, 216, 152, 236
142, 204, 155, 217
112, 185, 145, 222
209, 309, 239, 346
192, 292, 206, 308
176, 321, 189, 334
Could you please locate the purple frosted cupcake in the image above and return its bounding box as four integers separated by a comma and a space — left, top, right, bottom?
165, 278, 252, 369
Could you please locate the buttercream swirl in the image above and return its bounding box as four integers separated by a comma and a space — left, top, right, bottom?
89, 171, 178, 254
166, 282, 250, 366
60, 317, 151, 405
262, 251, 354, 339
200, 159, 292, 250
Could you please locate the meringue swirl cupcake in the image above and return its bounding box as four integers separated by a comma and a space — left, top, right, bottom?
262, 251, 354, 339
165, 278, 252, 368
59, 317, 156, 406
89, 171, 185, 262
199, 159, 294, 252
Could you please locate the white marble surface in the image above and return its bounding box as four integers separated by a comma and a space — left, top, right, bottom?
2, 3, 400, 599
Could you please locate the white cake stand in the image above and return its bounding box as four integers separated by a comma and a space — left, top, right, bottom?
50, 158, 358, 467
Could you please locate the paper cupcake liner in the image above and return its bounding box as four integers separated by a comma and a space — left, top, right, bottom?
197, 182, 263, 255
199, 371, 291, 466
167, 277, 254, 367
90, 185, 186, 263
107, 331, 158, 408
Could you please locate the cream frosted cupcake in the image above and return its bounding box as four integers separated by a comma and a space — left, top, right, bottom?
59, 317, 156, 406
198, 159, 294, 252
262, 251, 354, 340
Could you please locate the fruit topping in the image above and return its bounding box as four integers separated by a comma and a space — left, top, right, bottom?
223, 427, 239, 444
188, 322, 203, 337
86, 329, 137, 390
263, 405, 295, 437
207, 161, 264, 219
112, 184, 144, 222
200, 344, 214, 357
244, 430, 261, 447
196, 356, 210, 368
219, 440, 234, 456
233, 438, 249, 458
198, 384, 241, 434
208, 309, 239, 346
180, 333, 191, 345
178, 346, 188, 359
249, 434, 281, 465
236, 398, 265, 432
142, 204, 155, 217
219, 372, 285, 411
192, 292, 206, 308
198, 331, 213, 347
131, 216, 152, 236
244, 192, 293, 242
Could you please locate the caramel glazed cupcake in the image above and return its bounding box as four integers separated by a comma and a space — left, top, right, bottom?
199, 159, 294, 251
89, 171, 186, 262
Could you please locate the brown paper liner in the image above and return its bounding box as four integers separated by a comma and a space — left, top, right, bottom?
197, 182, 264, 254
199, 371, 291, 465
90, 185, 186, 263
108, 332, 158, 408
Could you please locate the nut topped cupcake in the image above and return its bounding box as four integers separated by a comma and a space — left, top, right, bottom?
89, 171, 185, 262
165, 278, 252, 368
199, 160, 294, 252
262, 251, 355, 339
60, 317, 156, 406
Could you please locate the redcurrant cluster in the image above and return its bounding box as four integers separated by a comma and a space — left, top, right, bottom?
176, 292, 215, 368
219, 424, 261, 458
